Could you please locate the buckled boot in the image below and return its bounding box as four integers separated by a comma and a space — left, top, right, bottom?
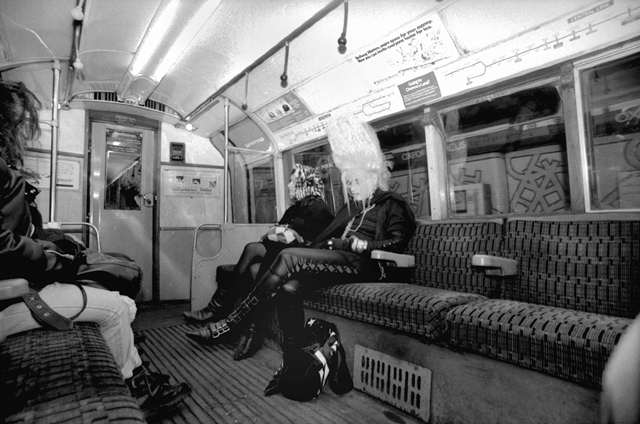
183, 285, 233, 323
185, 295, 259, 344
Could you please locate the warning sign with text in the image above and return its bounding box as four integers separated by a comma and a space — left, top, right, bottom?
397, 72, 441, 108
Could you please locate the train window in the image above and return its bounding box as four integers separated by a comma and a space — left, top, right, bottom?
440, 84, 570, 216
228, 149, 277, 223
289, 117, 430, 220
377, 119, 430, 220
579, 52, 640, 211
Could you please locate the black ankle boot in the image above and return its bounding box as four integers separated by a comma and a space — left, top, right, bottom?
183, 298, 229, 323
183, 283, 234, 323
126, 364, 191, 420
185, 295, 260, 344
233, 320, 264, 360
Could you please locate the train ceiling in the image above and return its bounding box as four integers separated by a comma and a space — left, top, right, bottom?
0, 0, 625, 148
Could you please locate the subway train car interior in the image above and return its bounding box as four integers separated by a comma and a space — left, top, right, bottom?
1, 0, 640, 423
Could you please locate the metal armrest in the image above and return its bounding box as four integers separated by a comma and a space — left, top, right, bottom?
0, 278, 29, 300
371, 250, 415, 268
472, 254, 518, 277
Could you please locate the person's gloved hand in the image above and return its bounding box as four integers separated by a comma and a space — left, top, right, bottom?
348, 236, 369, 253
44, 249, 78, 282
324, 238, 350, 251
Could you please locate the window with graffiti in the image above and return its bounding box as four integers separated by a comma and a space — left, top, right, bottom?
440, 84, 569, 216
580, 52, 640, 211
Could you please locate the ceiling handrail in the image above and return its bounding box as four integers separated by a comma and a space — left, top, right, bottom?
183, 0, 343, 123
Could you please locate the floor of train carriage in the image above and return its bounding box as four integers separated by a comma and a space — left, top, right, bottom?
133, 302, 423, 424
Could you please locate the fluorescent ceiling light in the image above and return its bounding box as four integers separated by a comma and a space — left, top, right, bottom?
130, 0, 180, 78
152, 0, 223, 81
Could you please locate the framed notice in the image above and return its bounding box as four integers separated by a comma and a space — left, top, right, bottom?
170, 142, 185, 162
162, 168, 220, 197
160, 165, 223, 228
23, 153, 81, 190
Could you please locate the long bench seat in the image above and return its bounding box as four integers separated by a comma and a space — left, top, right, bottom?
446, 299, 629, 387
0, 322, 145, 423
305, 283, 485, 340
302, 215, 638, 390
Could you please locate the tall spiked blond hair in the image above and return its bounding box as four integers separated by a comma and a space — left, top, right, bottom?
325, 112, 389, 191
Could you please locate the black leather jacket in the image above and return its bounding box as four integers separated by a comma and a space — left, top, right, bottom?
0, 157, 48, 280
312, 189, 416, 253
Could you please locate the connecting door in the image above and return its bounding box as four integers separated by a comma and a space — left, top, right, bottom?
89, 122, 156, 302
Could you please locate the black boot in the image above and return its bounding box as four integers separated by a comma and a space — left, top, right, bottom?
185, 295, 259, 343
233, 301, 270, 360
183, 286, 233, 323
232, 320, 264, 360
263, 292, 304, 395
126, 363, 191, 420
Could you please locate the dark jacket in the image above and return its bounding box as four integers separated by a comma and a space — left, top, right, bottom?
278, 194, 334, 243
0, 157, 48, 280
312, 189, 416, 253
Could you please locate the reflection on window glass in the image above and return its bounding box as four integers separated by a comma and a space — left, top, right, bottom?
105, 128, 142, 210
441, 85, 570, 216
229, 149, 276, 223
377, 120, 430, 220
581, 53, 640, 210
291, 119, 430, 219
293, 144, 344, 215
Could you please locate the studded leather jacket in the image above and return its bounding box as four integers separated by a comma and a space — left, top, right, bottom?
312, 189, 416, 253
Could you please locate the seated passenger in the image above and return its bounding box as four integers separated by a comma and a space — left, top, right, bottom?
0, 80, 189, 418
184, 163, 333, 359
601, 313, 640, 424
186, 113, 416, 359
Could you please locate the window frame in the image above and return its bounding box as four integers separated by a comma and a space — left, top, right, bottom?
573, 40, 640, 213
434, 74, 577, 218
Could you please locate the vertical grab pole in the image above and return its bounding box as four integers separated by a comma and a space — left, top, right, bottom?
223, 97, 230, 223
48, 60, 61, 222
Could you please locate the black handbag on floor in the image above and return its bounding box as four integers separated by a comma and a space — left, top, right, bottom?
265, 318, 353, 401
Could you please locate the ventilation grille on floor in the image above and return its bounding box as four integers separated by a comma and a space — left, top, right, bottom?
353, 345, 431, 422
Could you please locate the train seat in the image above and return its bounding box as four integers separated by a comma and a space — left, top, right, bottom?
305, 283, 485, 341
442, 215, 638, 387
0, 322, 144, 423
302, 216, 637, 388
0, 279, 144, 423
446, 299, 629, 387
304, 219, 505, 342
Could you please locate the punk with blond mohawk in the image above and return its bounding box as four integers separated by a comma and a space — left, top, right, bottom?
186, 112, 416, 399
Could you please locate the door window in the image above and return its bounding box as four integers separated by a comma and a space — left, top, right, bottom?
228, 149, 276, 223
579, 52, 640, 210
104, 128, 142, 210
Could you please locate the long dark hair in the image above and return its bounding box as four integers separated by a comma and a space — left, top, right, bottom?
0, 80, 42, 168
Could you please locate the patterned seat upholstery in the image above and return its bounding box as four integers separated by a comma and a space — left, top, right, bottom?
0, 322, 144, 423
305, 283, 485, 340
502, 217, 640, 317
408, 220, 504, 297
447, 299, 631, 387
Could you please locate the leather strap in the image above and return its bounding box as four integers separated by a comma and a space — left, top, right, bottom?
21, 284, 87, 331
